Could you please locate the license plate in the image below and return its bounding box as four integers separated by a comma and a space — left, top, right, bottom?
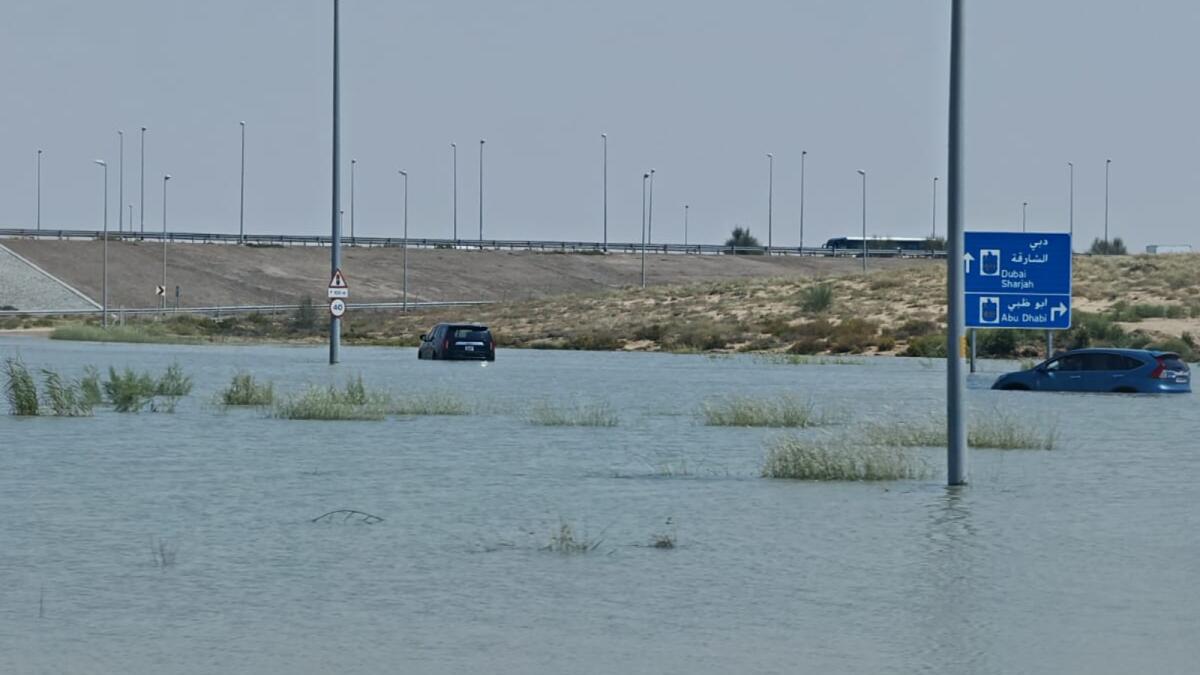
465, 346, 474, 352
1177, 376, 1188, 383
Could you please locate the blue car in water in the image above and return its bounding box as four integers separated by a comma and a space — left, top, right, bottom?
992, 348, 1191, 393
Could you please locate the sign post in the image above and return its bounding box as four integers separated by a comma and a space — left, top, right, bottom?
965, 232, 1072, 330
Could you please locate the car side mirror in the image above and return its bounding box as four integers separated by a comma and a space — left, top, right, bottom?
419, 334, 427, 341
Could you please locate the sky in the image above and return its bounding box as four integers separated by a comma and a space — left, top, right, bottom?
2, 0, 1198, 251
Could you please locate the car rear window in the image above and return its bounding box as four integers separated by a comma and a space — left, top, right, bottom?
1159, 355, 1189, 371
451, 328, 490, 341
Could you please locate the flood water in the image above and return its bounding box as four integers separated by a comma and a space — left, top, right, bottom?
0, 336, 1197, 675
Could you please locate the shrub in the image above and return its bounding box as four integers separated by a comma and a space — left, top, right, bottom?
391, 391, 469, 416
79, 366, 103, 407
702, 394, 822, 428
292, 295, 318, 332
799, 283, 834, 313
103, 367, 158, 413
893, 319, 939, 341
904, 333, 947, 357
762, 435, 927, 481
1089, 237, 1127, 255
3, 358, 39, 416
155, 362, 193, 397
724, 226, 763, 253
976, 329, 1018, 358
221, 373, 275, 406
528, 400, 618, 426
633, 323, 666, 342
827, 318, 879, 353
40, 370, 93, 417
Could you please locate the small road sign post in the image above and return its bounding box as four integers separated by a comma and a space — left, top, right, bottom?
965, 232, 1071, 330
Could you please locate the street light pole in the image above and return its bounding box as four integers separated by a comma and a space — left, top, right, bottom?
350, 158, 357, 241
162, 175, 171, 310
766, 153, 774, 252
641, 172, 649, 288
118, 130, 124, 233
647, 168, 655, 246
1022, 201, 1028, 232
1104, 158, 1111, 249
330, 0, 342, 365
239, 121, 246, 243
139, 127, 146, 235
684, 204, 689, 247
601, 133, 608, 251
479, 139, 485, 243
857, 169, 867, 273
94, 159, 108, 327
451, 142, 457, 240
799, 150, 807, 251
932, 176, 939, 239
399, 170, 408, 312
1068, 162, 1074, 243
36, 149, 42, 230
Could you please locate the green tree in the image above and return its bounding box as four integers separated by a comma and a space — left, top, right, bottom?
725, 227, 763, 254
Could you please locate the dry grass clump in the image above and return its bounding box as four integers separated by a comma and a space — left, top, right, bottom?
528, 400, 619, 426
542, 521, 603, 553
702, 394, 823, 428
3, 358, 39, 415
762, 434, 927, 481
391, 391, 470, 416
865, 413, 1058, 450
50, 323, 197, 344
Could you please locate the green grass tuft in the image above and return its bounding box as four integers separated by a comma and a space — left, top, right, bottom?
865, 413, 1058, 450
799, 283, 834, 313
103, 367, 158, 413
527, 400, 619, 426
762, 435, 928, 481
220, 372, 275, 406
40, 369, 93, 417
272, 378, 390, 421
702, 394, 823, 428
3, 358, 40, 416
50, 323, 198, 344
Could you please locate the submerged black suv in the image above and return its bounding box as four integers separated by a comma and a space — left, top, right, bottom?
417, 323, 496, 361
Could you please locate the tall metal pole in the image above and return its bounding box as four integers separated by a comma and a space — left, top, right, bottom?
1022, 201, 1028, 232
139, 127, 146, 234
932, 176, 939, 239
857, 170, 867, 273
648, 168, 655, 246
684, 204, 689, 247
601, 133, 608, 251
1068, 162, 1074, 243
330, 0, 342, 365
36, 150, 42, 230
350, 158, 356, 241
162, 175, 171, 310
946, 0, 968, 486
1104, 158, 1111, 249
118, 131, 124, 233
478, 139, 485, 242
799, 150, 807, 251
400, 170, 408, 311
766, 153, 774, 252
239, 121, 246, 243
94, 160, 108, 327
640, 172, 648, 288
451, 143, 457, 240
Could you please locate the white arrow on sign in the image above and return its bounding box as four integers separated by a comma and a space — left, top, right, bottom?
963, 252, 975, 274
1050, 302, 1067, 321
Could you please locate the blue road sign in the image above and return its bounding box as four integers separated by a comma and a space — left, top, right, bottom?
965, 232, 1071, 329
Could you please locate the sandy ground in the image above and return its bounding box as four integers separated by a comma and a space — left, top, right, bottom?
2, 240, 930, 309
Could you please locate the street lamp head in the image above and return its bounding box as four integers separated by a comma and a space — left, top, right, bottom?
857, 169, 866, 176
164, 174, 171, 181
601, 133, 607, 138
643, 173, 649, 179
140, 126, 146, 132
480, 139, 485, 144
240, 120, 246, 126
351, 158, 356, 165
37, 149, 42, 154
451, 142, 456, 148
94, 159, 106, 167
118, 130, 123, 136
1106, 158, 1112, 164
398, 170, 407, 177
766, 153, 773, 158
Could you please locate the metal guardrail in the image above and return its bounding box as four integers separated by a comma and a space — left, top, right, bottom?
0, 300, 492, 318
0, 228, 947, 259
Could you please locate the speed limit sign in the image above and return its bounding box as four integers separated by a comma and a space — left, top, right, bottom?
329, 298, 346, 317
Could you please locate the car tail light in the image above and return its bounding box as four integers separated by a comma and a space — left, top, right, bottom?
1151, 357, 1183, 379
442, 338, 449, 352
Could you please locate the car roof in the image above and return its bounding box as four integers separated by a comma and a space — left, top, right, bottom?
1057, 347, 1173, 358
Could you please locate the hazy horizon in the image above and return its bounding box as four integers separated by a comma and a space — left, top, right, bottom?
3, 0, 1197, 251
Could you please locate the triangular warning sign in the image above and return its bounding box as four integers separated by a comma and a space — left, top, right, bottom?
329, 269, 348, 289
